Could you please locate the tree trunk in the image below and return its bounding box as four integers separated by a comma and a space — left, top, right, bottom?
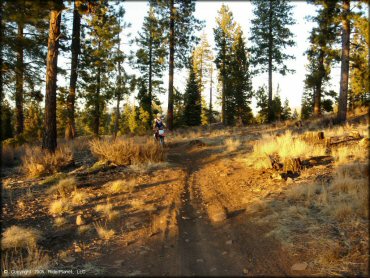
267, 0, 273, 123
167, 0, 175, 130
0, 0, 3, 171
148, 29, 153, 127
313, 50, 324, 116
15, 21, 24, 135
42, 7, 62, 153
337, 0, 350, 123
209, 66, 213, 124
222, 39, 226, 125
65, 0, 81, 140
94, 66, 101, 136
114, 60, 121, 138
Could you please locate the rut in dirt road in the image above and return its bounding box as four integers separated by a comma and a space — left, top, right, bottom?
171, 142, 297, 276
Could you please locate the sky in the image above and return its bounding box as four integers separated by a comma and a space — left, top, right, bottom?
62, 0, 341, 115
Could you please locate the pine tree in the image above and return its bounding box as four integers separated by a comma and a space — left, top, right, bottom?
255, 85, 269, 123
214, 4, 237, 125
153, 0, 203, 130
79, 0, 121, 136
281, 98, 292, 120
337, 0, 350, 123
305, 0, 340, 116
1, 99, 13, 141
2, 0, 49, 136
183, 57, 201, 126
135, 3, 166, 126
193, 33, 213, 93
349, 3, 369, 109
229, 26, 253, 125
42, 0, 64, 153
250, 0, 296, 123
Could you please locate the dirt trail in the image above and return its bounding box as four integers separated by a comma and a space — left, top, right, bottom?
170, 142, 297, 276
98, 141, 306, 276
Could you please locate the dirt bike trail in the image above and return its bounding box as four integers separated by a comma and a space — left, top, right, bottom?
168, 141, 298, 276
97, 141, 306, 276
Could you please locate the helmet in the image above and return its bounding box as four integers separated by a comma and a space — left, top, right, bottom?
157, 113, 162, 119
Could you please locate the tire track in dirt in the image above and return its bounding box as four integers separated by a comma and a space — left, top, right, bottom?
170, 141, 299, 276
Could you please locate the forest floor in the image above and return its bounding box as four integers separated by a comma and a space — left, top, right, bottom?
1, 112, 369, 277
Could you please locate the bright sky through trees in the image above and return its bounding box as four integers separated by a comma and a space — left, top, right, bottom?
60, 1, 340, 114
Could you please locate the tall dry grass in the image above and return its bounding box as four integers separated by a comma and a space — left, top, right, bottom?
1, 226, 42, 250
22, 146, 74, 178
90, 138, 166, 166
247, 130, 326, 169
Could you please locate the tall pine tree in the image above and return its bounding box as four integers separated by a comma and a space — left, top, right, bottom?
153, 0, 203, 130
250, 0, 296, 122
183, 56, 201, 126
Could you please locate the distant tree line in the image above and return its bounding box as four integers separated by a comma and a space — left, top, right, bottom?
0, 0, 368, 153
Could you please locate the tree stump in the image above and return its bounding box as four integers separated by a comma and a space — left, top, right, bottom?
283, 157, 302, 174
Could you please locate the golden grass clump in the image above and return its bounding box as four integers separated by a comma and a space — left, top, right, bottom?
90, 138, 166, 166
71, 190, 89, 205
1, 226, 42, 250
105, 179, 135, 194
224, 138, 241, 152
247, 130, 326, 169
22, 146, 73, 177
49, 198, 70, 215
93, 222, 115, 240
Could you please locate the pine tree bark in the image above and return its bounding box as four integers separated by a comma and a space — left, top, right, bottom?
222, 38, 226, 125
267, 0, 273, 123
15, 21, 24, 135
0, 0, 3, 170
148, 29, 153, 127
209, 66, 213, 124
313, 50, 324, 116
114, 60, 121, 138
42, 7, 62, 153
94, 66, 101, 136
337, 0, 350, 123
167, 0, 175, 130
65, 0, 81, 140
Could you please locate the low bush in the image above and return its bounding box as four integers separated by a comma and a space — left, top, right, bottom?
22, 146, 74, 178
1, 226, 42, 250
89, 138, 165, 166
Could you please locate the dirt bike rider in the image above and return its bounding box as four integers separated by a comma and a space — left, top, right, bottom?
153, 113, 166, 140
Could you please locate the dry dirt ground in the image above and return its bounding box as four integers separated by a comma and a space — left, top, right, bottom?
1, 120, 368, 276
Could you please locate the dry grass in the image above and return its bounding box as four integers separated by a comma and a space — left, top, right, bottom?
95, 202, 120, 221
1, 247, 50, 273
105, 179, 135, 194
224, 138, 241, 152
22, 146, 73, 178
247, 130, 326, 169
93, 222, 115, 240
71, 190, 89, 206
49, 198, 70, 215
90, 138, 166, 166
1, 226, 42, 250
53, 217, 68, 227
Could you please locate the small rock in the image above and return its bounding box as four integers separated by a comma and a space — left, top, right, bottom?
222, 251, 228, 255
291, 262, 308, 271
210, 267, 217, 272
243, 268, 249, 274
74, 245, 82, 253
185, 239, 190, 243
226, 240, 233, 245
139, 250, 148, 255
76, 215, 84, 226
196, 258, 204, 263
